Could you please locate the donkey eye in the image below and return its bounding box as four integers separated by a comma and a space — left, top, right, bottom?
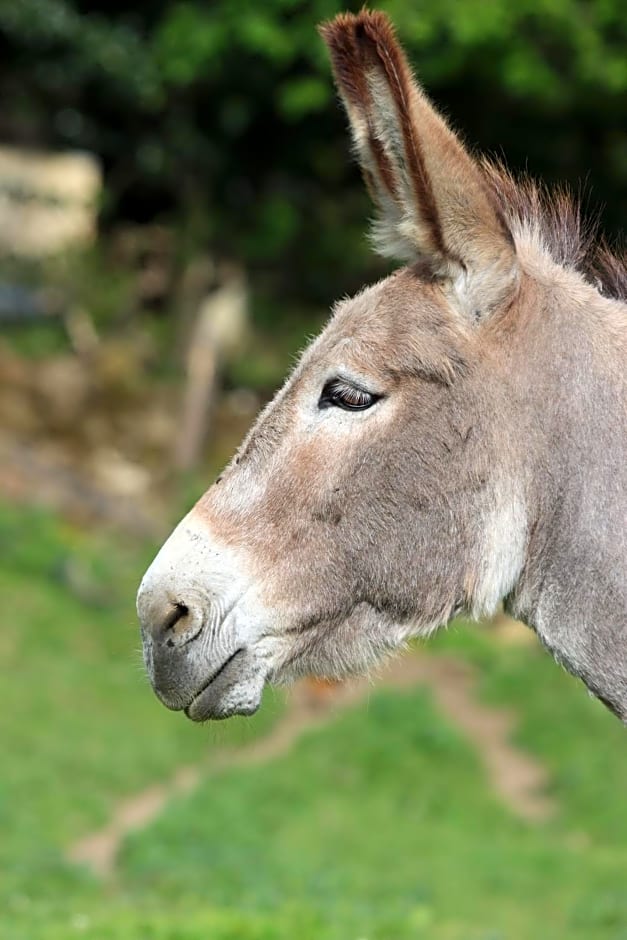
319, 379, 380, 412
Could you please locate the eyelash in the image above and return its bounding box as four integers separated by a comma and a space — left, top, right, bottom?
318, 378, 381, 412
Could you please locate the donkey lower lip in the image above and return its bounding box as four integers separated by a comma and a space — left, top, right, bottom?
184, 648, 252, 721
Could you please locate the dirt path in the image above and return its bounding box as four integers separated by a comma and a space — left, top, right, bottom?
67, 652, 554, 877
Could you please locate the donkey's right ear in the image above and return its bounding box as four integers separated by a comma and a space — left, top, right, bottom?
319, 11, 518, 317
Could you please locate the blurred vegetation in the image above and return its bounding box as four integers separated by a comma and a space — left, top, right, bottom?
0, 0, 625, 324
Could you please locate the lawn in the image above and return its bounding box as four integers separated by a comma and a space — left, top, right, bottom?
1, 503, 626, 940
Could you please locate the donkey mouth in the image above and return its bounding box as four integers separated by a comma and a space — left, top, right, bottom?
184, 648, 263, 721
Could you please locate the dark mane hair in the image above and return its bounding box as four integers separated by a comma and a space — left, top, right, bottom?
482, 161, 626, 302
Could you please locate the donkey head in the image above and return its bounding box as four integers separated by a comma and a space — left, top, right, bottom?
137, 11, 528, 720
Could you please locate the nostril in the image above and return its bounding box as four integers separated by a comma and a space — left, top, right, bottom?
157, 601, 205, 649
163, 603, 189, 641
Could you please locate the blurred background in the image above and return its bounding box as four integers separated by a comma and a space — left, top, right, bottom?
0, 1, 626, 938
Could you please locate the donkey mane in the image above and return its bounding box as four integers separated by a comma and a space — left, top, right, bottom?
482, 161, 627, 302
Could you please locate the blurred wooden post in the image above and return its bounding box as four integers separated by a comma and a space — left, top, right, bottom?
176, 270, 248, 471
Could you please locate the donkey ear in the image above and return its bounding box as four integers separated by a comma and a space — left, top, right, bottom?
319, 11, 518, 316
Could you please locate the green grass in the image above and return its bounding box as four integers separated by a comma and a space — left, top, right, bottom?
2, 503, 626, 939
430, 625, 627, 849
113, 680, 626, 940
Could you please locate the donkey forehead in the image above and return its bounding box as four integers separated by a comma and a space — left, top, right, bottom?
299, 268, 467, 380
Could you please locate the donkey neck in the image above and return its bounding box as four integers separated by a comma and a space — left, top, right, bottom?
505, 273, 627, 719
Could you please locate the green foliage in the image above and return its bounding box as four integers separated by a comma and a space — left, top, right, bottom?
0, 0, 624, 316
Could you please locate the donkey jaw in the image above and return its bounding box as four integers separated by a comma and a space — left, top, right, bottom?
136, 513, 414, 719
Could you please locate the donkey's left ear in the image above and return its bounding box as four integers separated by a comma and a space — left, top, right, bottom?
319, 11, 519, 320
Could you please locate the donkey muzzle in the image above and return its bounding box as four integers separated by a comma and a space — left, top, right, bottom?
136, 514, 266, 719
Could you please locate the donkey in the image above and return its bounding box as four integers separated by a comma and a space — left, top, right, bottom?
137, 11, 626, 723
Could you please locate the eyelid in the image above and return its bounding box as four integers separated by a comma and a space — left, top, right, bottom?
326, 378, 368, 396
333, 373, 380, 396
